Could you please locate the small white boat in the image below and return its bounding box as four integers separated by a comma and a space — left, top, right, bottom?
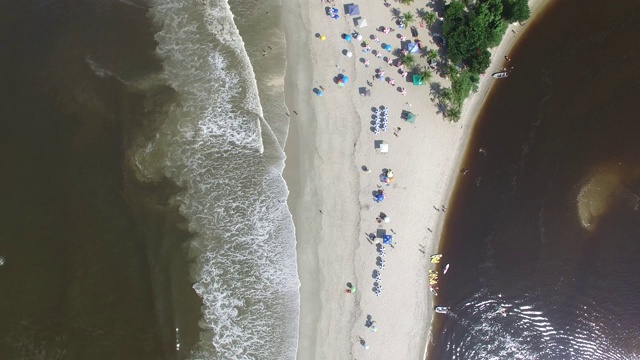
443, 264, 450, 274
492, 71, 509, 79
435, 306, 449, 314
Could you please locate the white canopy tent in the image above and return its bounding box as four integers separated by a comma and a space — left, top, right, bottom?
355, 17, 368, 28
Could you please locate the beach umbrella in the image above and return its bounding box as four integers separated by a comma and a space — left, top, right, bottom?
405, 112, 416, 123
383, 235, 393, 245
412, 74, 424, 86
376, 193, 384, 202
407, 42, 420, 54
320, 35, 326, 41
345, 34, 352, 42
347, 4, 360, 16
317, 90, 323, 96
385, 44, 392, 52
346, 51, 353, 57
384, 216, 390, 223
355, 17, 368, 28
356, 34, 363, 41
341, 75, 349, 84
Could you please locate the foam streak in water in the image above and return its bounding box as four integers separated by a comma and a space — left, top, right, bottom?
138, 0, 299, 358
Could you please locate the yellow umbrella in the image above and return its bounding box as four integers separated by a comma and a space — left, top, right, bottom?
320, 35, 326, 41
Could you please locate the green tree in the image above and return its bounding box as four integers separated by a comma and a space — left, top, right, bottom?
402, 54, 416, 69
450, 69, 479, 109
441, 88, 453, 106
399, 0, 415, 5
427, 49, 439, 62
419, 68, 432, 84
468, 49, 491, 73
402, 12, 415, 26
438, 0, 528, 121
444, 0, 506, 65
448, 106, 462, 121
502, 0, 530, 22
419, 10, 437, 26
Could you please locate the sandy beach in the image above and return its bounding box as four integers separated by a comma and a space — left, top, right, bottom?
282, 0, 550, 359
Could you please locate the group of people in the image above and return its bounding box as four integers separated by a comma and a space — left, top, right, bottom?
343, 2, 429, 353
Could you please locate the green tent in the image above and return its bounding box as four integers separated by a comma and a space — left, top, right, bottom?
406, 112, 416, 123
412, 74, 424, 86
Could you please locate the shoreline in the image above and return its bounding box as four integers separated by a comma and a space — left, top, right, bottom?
281, 0, 552, 359
420, 0, 553, 357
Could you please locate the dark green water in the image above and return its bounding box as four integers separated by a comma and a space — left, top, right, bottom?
0, 1, 201, 358
429, 1, 640, 359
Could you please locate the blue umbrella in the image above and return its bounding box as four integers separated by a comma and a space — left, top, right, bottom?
317, 90, 323, 96
376, 194, 384, 202
385, 44, 392, 52
341, 75, 349, 84
383, 235, 393, 245
345, 34, 352, 42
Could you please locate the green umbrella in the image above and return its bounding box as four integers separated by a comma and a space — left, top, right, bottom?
412, 74, 424, 86
406, 112, 416, 124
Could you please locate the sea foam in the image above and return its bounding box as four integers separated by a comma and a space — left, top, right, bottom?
138, 0, 299, 358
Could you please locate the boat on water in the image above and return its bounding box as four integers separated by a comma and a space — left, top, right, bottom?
435, 306, 449, 314
492, 71, 509, 78
443, 264, 450, 274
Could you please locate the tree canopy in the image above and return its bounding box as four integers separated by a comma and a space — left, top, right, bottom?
402, 12, 415, 26
502, 0, 530, 23
443, 0, 507, 66
439, 0, 530, 120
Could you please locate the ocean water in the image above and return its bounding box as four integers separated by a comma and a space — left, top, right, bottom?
428, 1, 640, 359
0, 0, 298, 359
139, 0, 299, 358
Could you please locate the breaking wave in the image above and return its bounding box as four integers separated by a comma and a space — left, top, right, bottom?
134, 0, 299, 358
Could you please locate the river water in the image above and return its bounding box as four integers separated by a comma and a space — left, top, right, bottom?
428, 1, 640, 359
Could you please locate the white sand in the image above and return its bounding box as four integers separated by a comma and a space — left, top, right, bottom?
282, 0, 551, 359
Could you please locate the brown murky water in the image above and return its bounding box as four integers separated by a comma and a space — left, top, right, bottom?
0, 2, 201, 358
429, 1, 640, 359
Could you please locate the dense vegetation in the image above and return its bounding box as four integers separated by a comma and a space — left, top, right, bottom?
440, 0, 529, 121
